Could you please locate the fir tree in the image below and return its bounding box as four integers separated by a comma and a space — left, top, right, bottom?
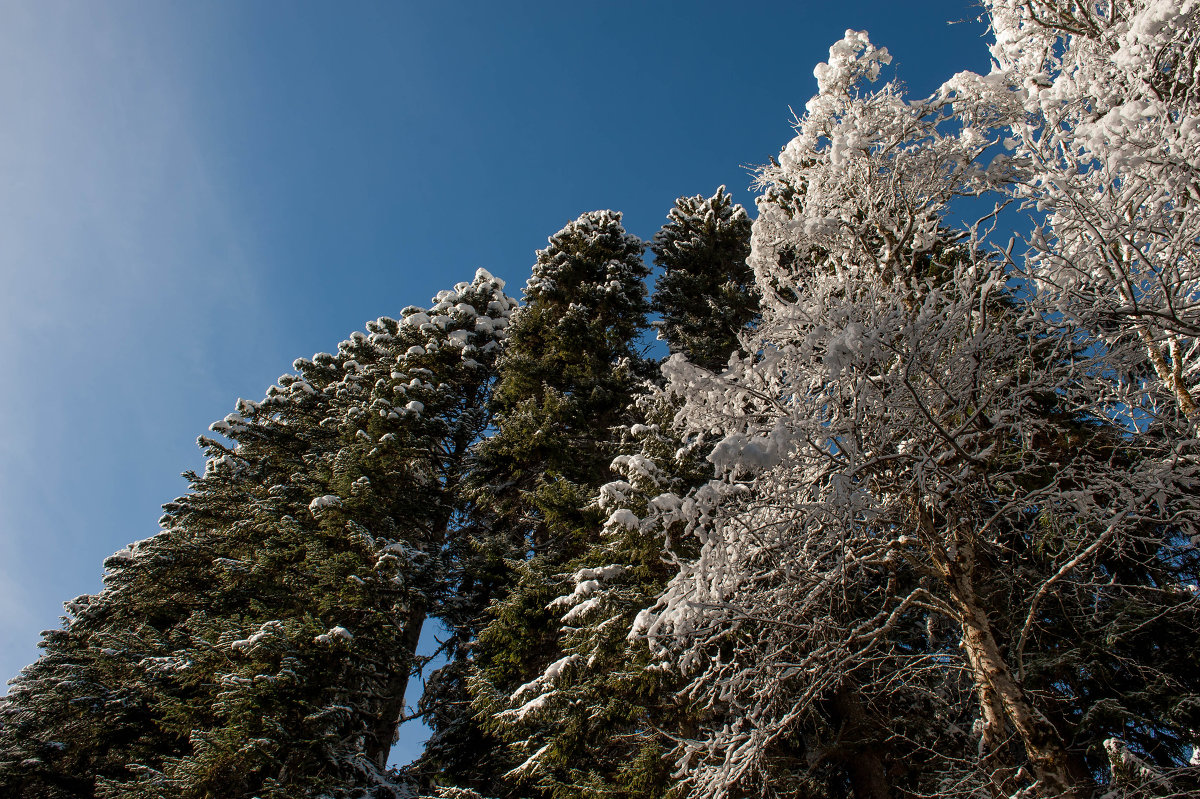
650, 187, 757, 372
417, 211, 651, 798
469, 403, 702, 799
473, 193, 761, 798
477, 208, 652, 533
0, 271, 515, 799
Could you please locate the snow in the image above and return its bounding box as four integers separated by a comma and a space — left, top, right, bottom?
707, 430, 785, 475
603, 508, 639, 533
313, 626, 354, 645
474, 267, 502, 286
309, 495, 343, 515
231, 620, 285, 653
610, 453, 660, 480
821, 322, 863, 377
547, 581, 600, 610
572, 564, 625, 582
560, 596, 600, 624
547, 565, 625, 617
597, 480, 633, 510
648, 492, 682, 514
505, 742, 552, 778
508, 654, 578, 705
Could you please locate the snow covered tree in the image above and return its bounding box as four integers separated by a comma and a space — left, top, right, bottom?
417, 211, 652, 798
466, 399, 710, 799
0, 270, 516, 799
474, 201, 763, 796
474, 209, 652, 542
619, 28, 1200, 799
424, 196, 760, 798
9, 7, 1200, 799
957, 0, 1200, 420
651, 187, 757, 371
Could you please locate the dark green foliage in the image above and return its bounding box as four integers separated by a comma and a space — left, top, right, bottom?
0, 596, 178, 799
416, 211, 652, 798
424, 200, 762, 799
470, 400, 707, 799
651, 187, 757, 372
481, 209, 651, 509
973, 423, 1200, 790
467, 209, 651, 583
0, 271, 515, 799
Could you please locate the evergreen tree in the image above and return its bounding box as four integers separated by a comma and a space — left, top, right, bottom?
0, 589, 181, 799
472, 194, 761, 799
8, 7, 1200, 797
417, 211, 651, 798
467, 401, 702, 799
0, 270, 515, 799
476, 208, 652, 537
650, 187, 757, 372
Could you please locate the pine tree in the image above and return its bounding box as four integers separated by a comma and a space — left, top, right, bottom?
650, 187, 756, 372
0, 590, 183, 799
0, 270, 516, 799
471, 193, 760, 799
476, 208, 652, 534
466, 404, 701, 799
417, 211, 651, 798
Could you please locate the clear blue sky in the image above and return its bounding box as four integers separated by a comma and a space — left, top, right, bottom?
0, 0, 990, 766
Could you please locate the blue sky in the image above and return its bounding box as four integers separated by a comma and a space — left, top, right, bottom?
0, 0, 990, 766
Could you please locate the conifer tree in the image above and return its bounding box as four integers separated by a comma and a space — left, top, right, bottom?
471, 195, 760, 799
475, 209, 652, 535
417, 211, 651, 798
0, 271, 515, 799
467, 406, 701, 799
651, 187, 757, 372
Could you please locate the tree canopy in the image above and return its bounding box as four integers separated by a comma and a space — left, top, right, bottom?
4, 4, 1199, 799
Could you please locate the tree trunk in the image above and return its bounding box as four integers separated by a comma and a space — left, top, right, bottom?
916, 505, 1089, 798
367, 432, 477, 768
938, 530, 1088, 798
830, 684, 892, 799
1138, 325, 1198, 418
366, 603, 427, 768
